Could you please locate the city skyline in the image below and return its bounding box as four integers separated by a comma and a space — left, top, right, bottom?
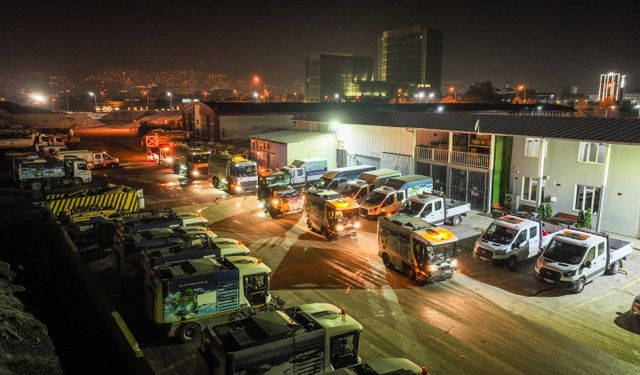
0, 1, 639, 94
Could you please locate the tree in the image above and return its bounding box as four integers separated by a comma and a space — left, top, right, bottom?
583, 208, 592, 230
545, 203, 553, 220
576, 210, 586, 229
464, 81, 497, 103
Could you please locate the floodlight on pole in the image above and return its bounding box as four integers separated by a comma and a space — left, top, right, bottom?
167, 92, 173, 110
88, 92, 97, 112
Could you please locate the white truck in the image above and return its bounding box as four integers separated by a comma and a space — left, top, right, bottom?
55, 150, 119, 169
0, 132, 66, 154
534, 229, 633, 293
305, 189, 361, 240
359, 175, 433, 219
341, 169, 401, 202
280, 158, 328, 187
378, 214, 458, 282
209, 152, 258, 194
473, 215, 563, 270
16, 156, 92, 190
399, 193, 471, 226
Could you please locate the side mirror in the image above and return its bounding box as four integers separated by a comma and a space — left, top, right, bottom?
584, 261, 592, 268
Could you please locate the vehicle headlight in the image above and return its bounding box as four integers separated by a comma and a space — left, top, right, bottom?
451, 259, 458, 267
335, 224, 344, 232
235, 185, 243, 192
166, 157, 173, 163
563, 270, 576, 277
191, 170, 200, 177
271, 198, 279, 206
258, 201, 265, 208
495, 249, 506, 255
427, 264, 439, 273
354, 221, 361, 229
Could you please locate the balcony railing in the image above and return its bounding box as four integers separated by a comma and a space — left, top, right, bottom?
415, 146, 490, 169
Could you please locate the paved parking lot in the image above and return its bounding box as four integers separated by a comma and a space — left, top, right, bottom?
80, 129, 640, 374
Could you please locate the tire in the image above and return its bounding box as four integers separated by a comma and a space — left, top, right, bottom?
451, 215, 462, 226
321, 227, 330, 240
382, 253, 392, 268
405, 265, 416, 281
211, 177, 219, 188
607, 260, 621, 275
109, 163, 118, 168
573, 278, 586, 294
176, 322, 201, 343
71, 177, 83, 186
30, 180, 43, 191
506, 256, 518, 271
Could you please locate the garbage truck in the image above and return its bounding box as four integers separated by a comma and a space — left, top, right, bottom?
146, 256, 279, 342
257, 169, 304, 218
16, 156, 92, 190
209, 152, 258, 194
378, 214, 458, 282
199, 303, 363, 375
305, 189, 361, 240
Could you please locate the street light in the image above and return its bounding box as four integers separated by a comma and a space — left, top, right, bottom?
167, 92, 172, 110
635, 104, 640, 120
418, 91, 425, 103
334, 93, 340, 103
88, 92, 97, 112
517, 85, 526, 102
253, 92, 259, 103
448, 87, 457, 100
428, 92, 435, 103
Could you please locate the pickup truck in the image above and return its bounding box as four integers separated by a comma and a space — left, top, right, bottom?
398, 193, 470, 226
473, 215, 562, 270
534, 229, 633, 293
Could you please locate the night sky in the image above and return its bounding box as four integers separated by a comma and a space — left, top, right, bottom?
1, 0, 639, 93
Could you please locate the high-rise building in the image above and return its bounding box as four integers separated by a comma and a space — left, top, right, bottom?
377, 25, 443, 95
598, 72, 626, 102
304, 53, 373, 102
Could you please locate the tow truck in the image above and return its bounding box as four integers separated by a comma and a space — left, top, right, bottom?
378, 214, 458, 282
305, 189, 361, 240
257, 169, 304, 218
473, 215, 562, 270
534, 229, 632, 293
209, 152, 258, 194
199, 303, 363, 374
146, 256, 278, 342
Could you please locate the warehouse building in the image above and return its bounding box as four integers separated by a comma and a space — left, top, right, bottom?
249, 130, 336, 170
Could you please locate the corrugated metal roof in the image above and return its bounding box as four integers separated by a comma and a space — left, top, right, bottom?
250, 130, 334, 144
295, 111, 640, 144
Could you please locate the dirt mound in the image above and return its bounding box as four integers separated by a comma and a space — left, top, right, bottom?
0, 267, 63, 375
0, 102, 50, 115
6, 112, 104, 129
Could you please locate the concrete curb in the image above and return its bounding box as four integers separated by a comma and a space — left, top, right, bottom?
49, 216, 154, 374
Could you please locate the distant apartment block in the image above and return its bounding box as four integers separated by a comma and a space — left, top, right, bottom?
598, 72, 626, 102
377, 25, 442, 95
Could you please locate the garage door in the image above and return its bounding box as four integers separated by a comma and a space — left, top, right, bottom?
381, 152, 413, 175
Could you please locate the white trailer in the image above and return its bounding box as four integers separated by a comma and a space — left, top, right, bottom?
398, 193, 471, 226
534, 229, 632, 293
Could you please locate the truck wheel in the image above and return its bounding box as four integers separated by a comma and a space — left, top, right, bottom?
30, 180, 43, 191
382, 253, 392, 269
405, 266, 416, 281
71, 177, 83, 186
506, 256, 518, 271
176, 322, 201, 343
573, 278, 586, 294
607, 260, 621, 275
451, 215, 462, 226
321, 227, 331, 240
211, 177, 219, 188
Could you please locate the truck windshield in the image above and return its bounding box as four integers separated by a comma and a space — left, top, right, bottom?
264, 174, 289, 186
543, 240, 587, 265
189, 154, 209, 163
414, 241, 456, 268
315, 177, 332, 189
482, 223, 517, 245
342, 184, 363, 199
234, 164, 257, 177
328, 208, 358, 223
400, 200, 425, 216
364, 191, 387, 206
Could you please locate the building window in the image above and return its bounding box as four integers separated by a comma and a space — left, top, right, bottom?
524, 138, 548, 158
578, 142, 606, 164
573, 185, 601, 214
521, 177, 540, 202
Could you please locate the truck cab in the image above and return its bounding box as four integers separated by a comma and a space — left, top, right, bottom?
341, 169, 401, 202
534, 229, 632, 293
280, 158, 327, 187
257, 169, 291, 201
147, 256, 273, 342
313, 165, 376, 192
474, 215, 561, 270
305, 189, 361, 240
173, 147, 211, 179
360, 175, 432, 219
378, 214, 458, 282
200, 303, 363, 375
210, 153, 258, 194
399, 193, 470, 226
